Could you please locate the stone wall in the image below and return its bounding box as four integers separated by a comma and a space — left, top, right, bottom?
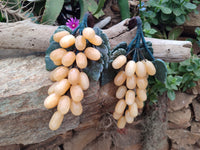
167, 88, 200, 150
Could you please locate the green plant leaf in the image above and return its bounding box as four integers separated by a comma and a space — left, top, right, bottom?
79, 0, 104, 20
161, 7, 172, 14
117, 0, 130, 20
93, 0, 105, 15
161, 13, 171, 21
180, 58, 190, 66
186, 65, 193, 71
173, 0, 180, 4
153, 59, 168, 83
194, 69, 200, 77
144, 22, 151, 30
167, 90, 175, 101
173, 8, 182, 16
168, 26, 184, 40
41, 0, 64, 24
175, 15, 185, 25
152, 17, 158, 25
184, 2, 197, 10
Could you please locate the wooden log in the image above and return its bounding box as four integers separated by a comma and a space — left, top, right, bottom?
0, 19, 192, 147
0, 19, 191, 62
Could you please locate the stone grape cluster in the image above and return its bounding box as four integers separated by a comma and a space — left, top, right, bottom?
44, 27, 102, 130
112, 55, 156, 128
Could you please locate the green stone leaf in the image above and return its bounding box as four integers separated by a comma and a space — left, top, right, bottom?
110, 48, 127, 61
153, 59, 167, 83
100, 64, 117, 86
161, 7, 172, 14
45, 41, 61, 71
95, 44, 109, 68
93, 27, 110, 50
41, 0, 64, 24
83, 59, 104, 81
168, 26, 184, 40
112, 42, 127, 52
184, 2, 197, 10
92, 27, 110, 68
167, 90, 175, 101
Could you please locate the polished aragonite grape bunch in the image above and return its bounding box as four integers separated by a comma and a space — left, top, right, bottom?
109, 16, 166, 129
112, 55, 156, 129
44, 26, 103, 131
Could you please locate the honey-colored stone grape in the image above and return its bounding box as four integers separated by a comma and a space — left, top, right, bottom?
82, 27, 95, 40
136, 61, 147, 78
76, 52, 87, 69
48, 82, 58, 95
112, 55, 127, 69
125, 60, 136, 77
145, 60, 156, 76
88, 35, 102, 46
75, 35, 86, 51
54, 79, 71, 96
44, 93, 60, 109
117, 116, 126, 129
135, 97, 144, 109
126, 75, 136, 89
113, 111, 122, 120
125, 110, 134, 123
84, 47, 101, 61
53, 31, 70, 42
68, 68, 80, 85
59, 35, 75, 48
50, 48, 66, 62
57, 96, 71, 115
129, 102, 138, 117
116, 85, 127, 99
125, 90, 135, 105
114, 99, 126, 114
136, 77, 148, 89
49, 111, 64, 130
70, 85, 84, 102
70, 101, 83, 116
62, 51, 76, 67
136, 88, 147, 101
79, 72, 90, 90
114, 71, 127, 86
50, 66, 69, 81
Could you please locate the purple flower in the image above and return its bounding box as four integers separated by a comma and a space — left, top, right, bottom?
66, 17, 79, 30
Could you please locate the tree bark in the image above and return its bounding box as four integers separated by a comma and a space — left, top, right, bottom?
0, 19, 191, 62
